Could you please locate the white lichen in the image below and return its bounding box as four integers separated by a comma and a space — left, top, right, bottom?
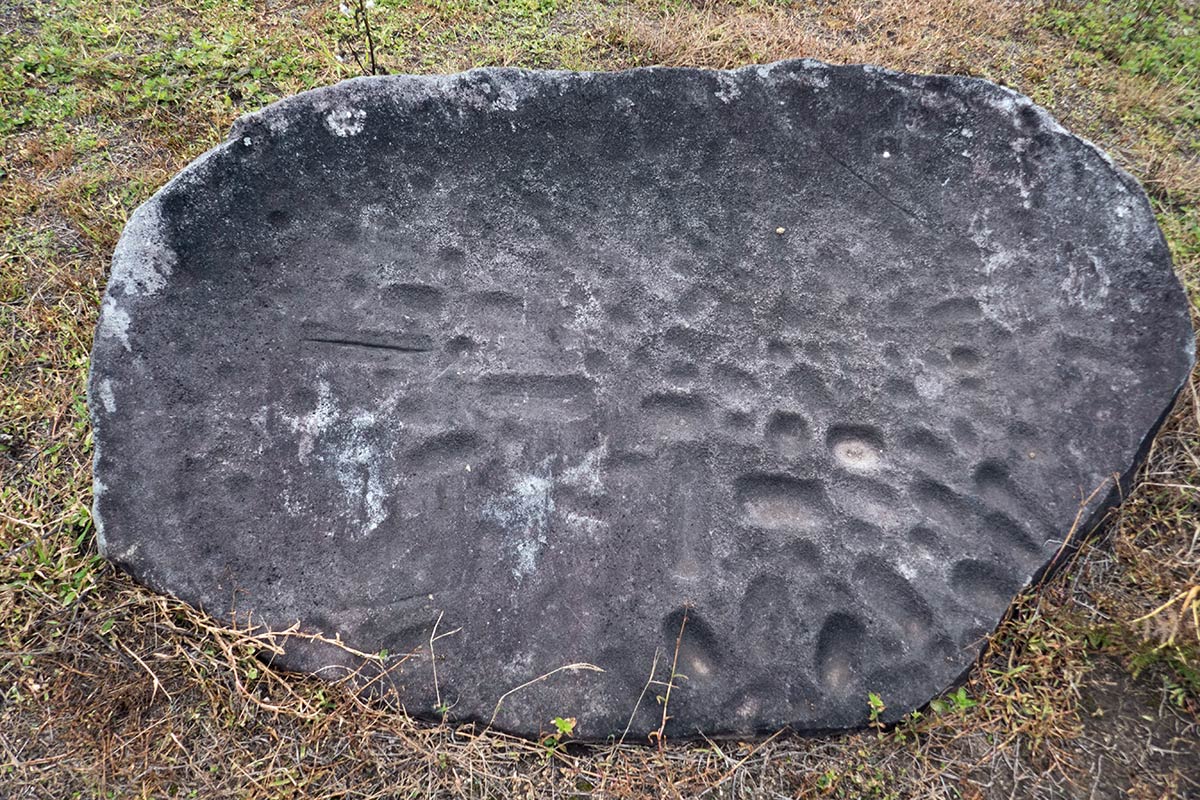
92, 477, 108, 556
484, 472, 555, 580
1059, 252, 1112, 311
714, 72, 742, 103
325, 106, 367, 137
282, 380, 389, 536
98, 379, 116, 413
98, 201, 177, 352
97, 301, 132, 351
110, 202, 176, 297
564, 512, 607, 534
561, 437, 608, 496
285, 379, 338, 464
334, 410, 388, 535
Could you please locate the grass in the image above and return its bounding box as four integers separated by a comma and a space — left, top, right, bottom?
2, 0, 1198, 796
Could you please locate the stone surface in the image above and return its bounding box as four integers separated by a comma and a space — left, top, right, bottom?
88, 60, 1194, 740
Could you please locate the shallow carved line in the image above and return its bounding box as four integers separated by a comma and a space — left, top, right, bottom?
301, 335, 434, 353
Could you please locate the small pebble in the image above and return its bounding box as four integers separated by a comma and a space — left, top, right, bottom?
775, 227, 785, 235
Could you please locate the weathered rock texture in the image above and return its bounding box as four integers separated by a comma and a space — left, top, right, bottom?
88, 60, 1194, 740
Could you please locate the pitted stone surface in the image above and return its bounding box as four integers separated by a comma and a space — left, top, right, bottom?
88, 61, 1194, 739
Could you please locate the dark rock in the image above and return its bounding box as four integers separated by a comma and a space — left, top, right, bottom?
88, 60, 1194, 740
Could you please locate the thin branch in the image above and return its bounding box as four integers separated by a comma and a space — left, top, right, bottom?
487, 663, 605, 728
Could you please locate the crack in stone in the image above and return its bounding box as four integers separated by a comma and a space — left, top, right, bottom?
815, 141, 936, 230
301, 336, 434, 353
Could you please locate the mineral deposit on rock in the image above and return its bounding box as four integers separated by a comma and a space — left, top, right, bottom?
88, 60, 1194, 739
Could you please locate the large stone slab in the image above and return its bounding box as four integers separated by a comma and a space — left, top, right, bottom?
88, 60, 1194, 740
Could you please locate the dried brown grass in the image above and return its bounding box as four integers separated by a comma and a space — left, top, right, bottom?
596, 0, 1023, 75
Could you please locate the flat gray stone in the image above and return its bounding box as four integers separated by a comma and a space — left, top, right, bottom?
88, 60, 1194, 740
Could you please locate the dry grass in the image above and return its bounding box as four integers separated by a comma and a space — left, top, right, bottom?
597, 0, 1021, 74
2, 0, 1198, 797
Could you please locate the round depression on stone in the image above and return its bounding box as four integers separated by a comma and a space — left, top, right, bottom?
88, 61, 1194, 740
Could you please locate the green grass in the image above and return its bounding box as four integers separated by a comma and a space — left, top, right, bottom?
1042, 0, 1199, 105
2, 0, 1198, 797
